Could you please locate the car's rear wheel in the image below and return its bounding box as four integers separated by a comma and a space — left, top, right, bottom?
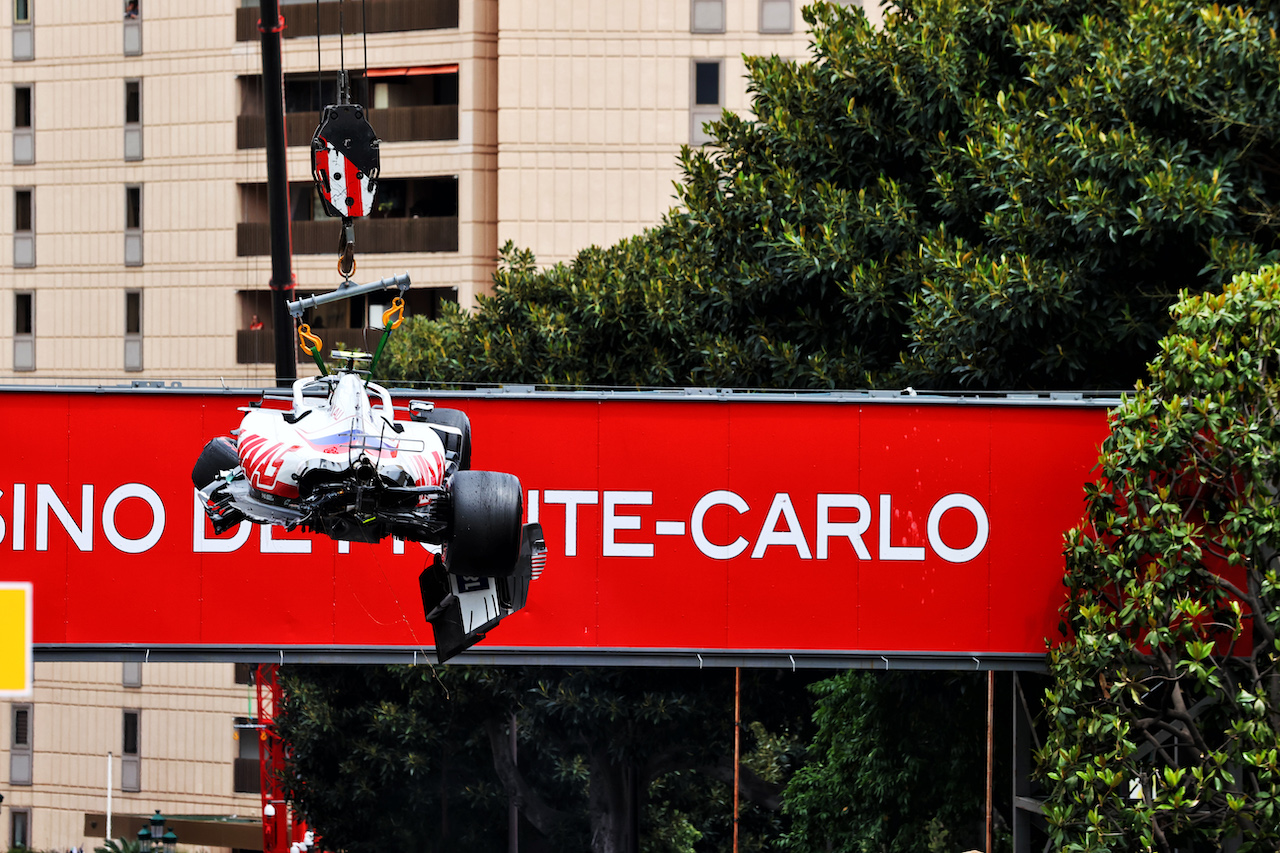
424, 408, 472, 471
445, 470, 522, 577
191, 436, 240, 490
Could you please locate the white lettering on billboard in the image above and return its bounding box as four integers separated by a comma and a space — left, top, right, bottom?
927, 493, 989, 563
260, 524, 311, 554
102, 484, 165, 554
604, 491, 654, 557
751, 493, 811, 559
37, 484, 93, 552
10, 484, 22, 550
543, 490, 598, 557
1, 482, 991, 564
692, 490, 750, 560
817, 494, 871, 559
192, 491, 252, 553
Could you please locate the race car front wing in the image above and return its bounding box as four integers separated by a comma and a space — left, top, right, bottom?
419, 522, 546, 663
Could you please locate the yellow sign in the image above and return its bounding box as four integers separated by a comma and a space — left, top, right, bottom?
0, 583, 33, 698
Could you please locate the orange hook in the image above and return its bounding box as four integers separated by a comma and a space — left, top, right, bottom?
298, 323, 323, 356
382, 297, 406, 330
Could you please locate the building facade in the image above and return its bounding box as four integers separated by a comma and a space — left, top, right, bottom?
3, 662, 264, 853
0, 0, 875, 384
0, 2, 879, 850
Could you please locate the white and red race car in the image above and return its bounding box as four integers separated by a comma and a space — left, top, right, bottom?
192, 358, 546, 661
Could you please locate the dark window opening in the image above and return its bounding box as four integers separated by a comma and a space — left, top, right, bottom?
14, 86, 31, 128
124, 0, 139, 18
15, 292, 32, 335
237, 69, 459, 149
14, 0, 29, 23
125, 291, 141, 335
239, 177, 458, 256
695, 62, 720, 106
234, 663, 257, 685
15, 189, 32, 231
126, 186, 142, 229
123, 710, 140, 756
10, 810, 29, 849
235, 0, 459, 41
12, 707, 29, 746
125, 80, 141, 124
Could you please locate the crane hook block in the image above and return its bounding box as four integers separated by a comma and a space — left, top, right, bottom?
311, 104, 381, 219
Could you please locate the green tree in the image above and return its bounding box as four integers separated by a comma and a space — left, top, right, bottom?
314, 0, 1280, 848
387, 0, 1280, 392
276, 665, 811, 853
1042, 265, 1280, 851
779, 672, 990, 853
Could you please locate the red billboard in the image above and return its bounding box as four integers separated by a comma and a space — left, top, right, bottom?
0, 389, 1111, 665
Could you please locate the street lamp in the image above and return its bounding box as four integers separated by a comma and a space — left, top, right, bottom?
138, 810, 176, 853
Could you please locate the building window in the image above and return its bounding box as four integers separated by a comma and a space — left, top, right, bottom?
122, 709, 141, 792
14, 84, 33, 164
10, 703, 32, 785
14, 291, 34, 372
123, 0, 141, 55
14, 188, 34, 268
13, 0, 33, 61
759, 0, 792, 33
690, 60, 722, 146
690, 0, 724, 33
125, 184, 143, 266
10, 809, 30, 849
124, 289, 142, 371
233, 663, 257, 685
124, 79, 143, 161
233, 717, 262, 794
123, 661, 142, 688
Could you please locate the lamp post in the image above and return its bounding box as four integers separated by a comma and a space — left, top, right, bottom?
138, 810, 176, 853
149, 810, 164, 847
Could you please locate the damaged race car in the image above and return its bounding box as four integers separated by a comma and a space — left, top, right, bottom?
192, 348, 545, 663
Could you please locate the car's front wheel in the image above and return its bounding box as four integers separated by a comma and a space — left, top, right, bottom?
191, 436, 240, 491
445, 470, 523, 577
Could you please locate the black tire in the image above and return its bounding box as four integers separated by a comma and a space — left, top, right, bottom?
445, 470, 522, 577
191, 436, 240, 490
425, 408, 472, 471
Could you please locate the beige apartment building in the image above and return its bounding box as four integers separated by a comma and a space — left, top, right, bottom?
1, 2, 878, 851
0, 0, 878, 384
3, 662, 265, 853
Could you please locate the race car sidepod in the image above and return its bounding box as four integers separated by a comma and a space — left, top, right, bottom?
419, 522, 546, 663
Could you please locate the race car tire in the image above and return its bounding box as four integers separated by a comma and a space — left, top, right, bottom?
425, 408, 472, 471
191, 436, 240, 490
445, 470, 523, 577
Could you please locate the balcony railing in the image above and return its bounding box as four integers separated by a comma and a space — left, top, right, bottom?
237, 328, 383, 364
236, 0, 458, 41
237, 329, 299, 365
236, 105, 458, 149
236, 218, 459, 257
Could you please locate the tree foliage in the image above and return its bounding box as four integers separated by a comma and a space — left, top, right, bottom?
779, 671, 990, 853
1042, 265, 1280, 851
275, 665, 812, 853
386, 0, 1280, 392
296, 0, 1280, 850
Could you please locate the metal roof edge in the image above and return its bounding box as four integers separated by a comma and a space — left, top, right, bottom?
35, 644, 1050, 672
0, 381, 1126, 407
